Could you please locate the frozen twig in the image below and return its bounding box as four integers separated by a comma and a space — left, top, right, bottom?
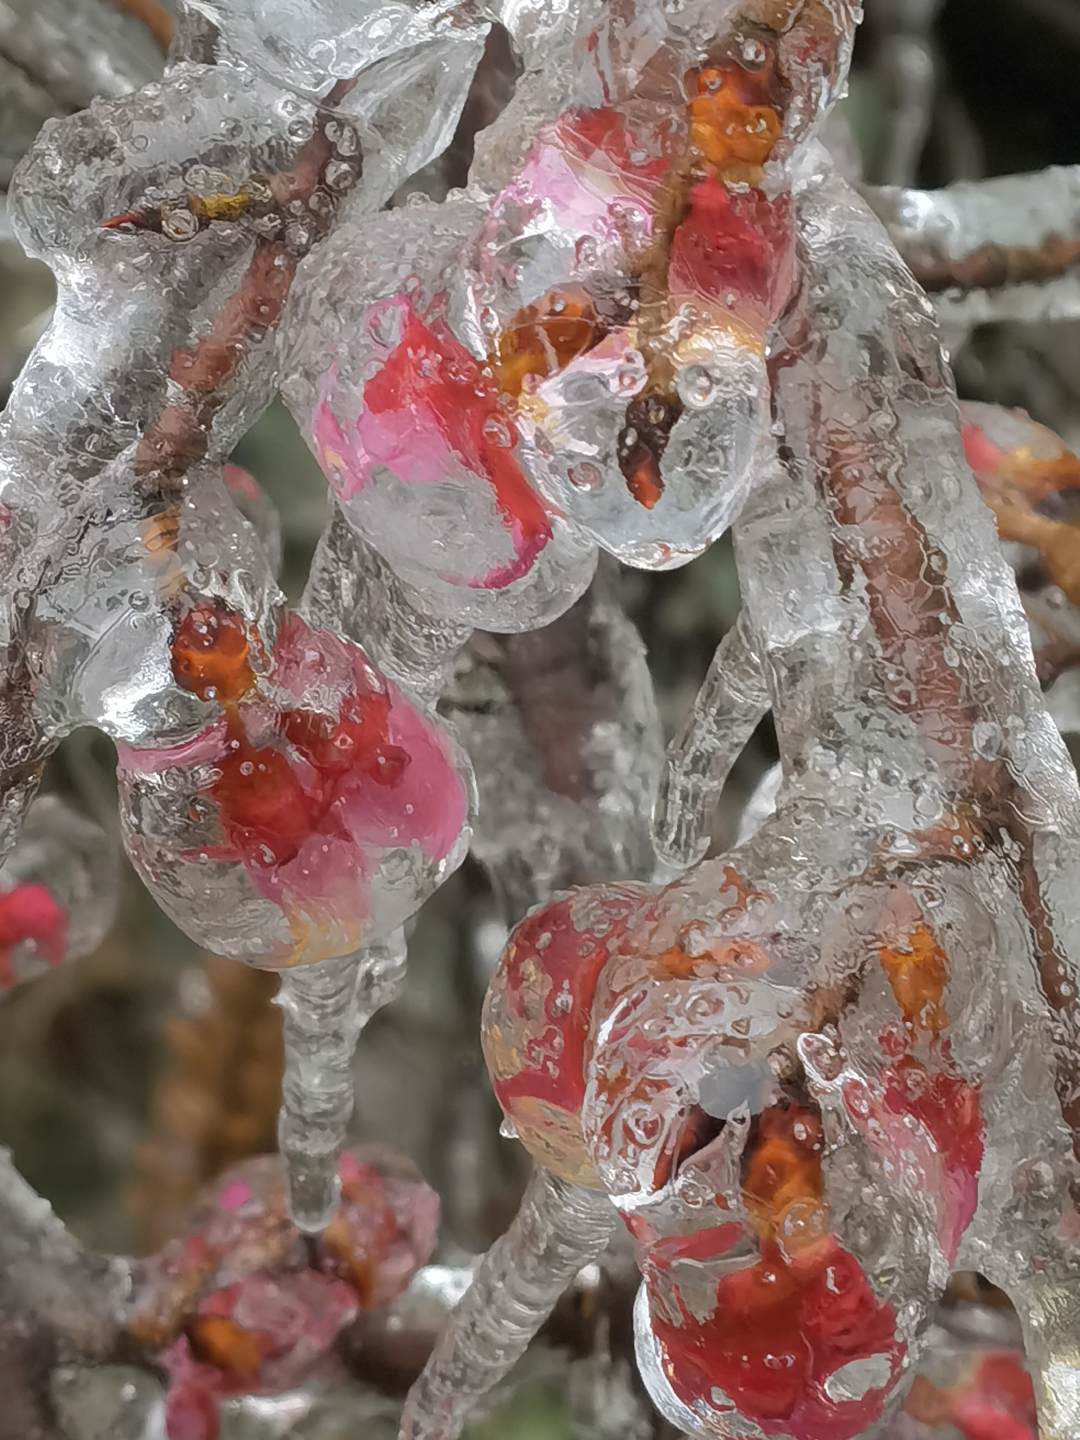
399, 1167, 618, 1440
0, 1148, 132, 1359
867, 0, 942, 186
867, 168, 1080, 324
652, 610, 769, 871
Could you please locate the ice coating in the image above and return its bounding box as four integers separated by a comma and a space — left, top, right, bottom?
0, 11, 488, 1226
0, 794, 118, 993
444, 559, 664, 919
406, 127, 1080, 1440
743, 398, 1080, 798
127, 1149, 438, 1440
287, 196, 598, 631
462, 24, 795, 565
223, 463, 283, 579
285, 0, 857, 627
118, 606, 469, 967
0, 0, 489, 843
959, 401, 1080, 698
4, 2, 1080, 1432
186, 0, 487, 102
868, 166, 1080, 331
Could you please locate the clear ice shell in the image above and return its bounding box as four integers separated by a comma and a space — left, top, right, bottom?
116, 614, 472, 968
284, 195, 597, 631
459, 117, 782, 567
186, 0, 488, 100
468, 149, 1080, 1440
0, 794, 118, 993
127, 1148, 438, 1426
26, 458, 281, 747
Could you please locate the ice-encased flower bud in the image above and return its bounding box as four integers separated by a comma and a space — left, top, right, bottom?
0, 795, 118, 994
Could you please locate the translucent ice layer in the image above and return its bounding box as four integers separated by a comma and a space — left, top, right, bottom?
285, 0, 862, 629
0, 794, 118, 993
444, 560, 663, 918
959, 401, 1080, 695
415, 91, 1080, 1440
118, 606, 470, 967
286, 196, 598, 631
0, 8, 486, 1229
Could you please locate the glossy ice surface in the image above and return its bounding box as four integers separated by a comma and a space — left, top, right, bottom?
439, 9, 1080, 1439
0, 3, 483, 1222
118, 605, 469, 966
285, 0, 858, 626
4, 1, 1080, 1435
0, 795, 118, 992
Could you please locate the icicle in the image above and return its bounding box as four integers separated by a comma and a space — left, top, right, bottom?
399, 1167, 617, 1440
652, 610, 769, 871
276, 932, 406, 1232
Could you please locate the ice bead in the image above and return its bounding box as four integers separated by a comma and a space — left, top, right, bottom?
117, 608, 471, 968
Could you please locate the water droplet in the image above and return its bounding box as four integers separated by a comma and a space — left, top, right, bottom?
161, 207, 199, 242
568, 462, 603, 491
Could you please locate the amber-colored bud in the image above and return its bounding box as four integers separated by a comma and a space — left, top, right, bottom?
879, 922, 949, 1035
492, 287, 602, 399
171, 604, 255, 703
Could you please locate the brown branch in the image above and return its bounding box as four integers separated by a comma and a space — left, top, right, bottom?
904, 234, 1080, 297
108, 0, 175, 52
865, 170, 1080, 301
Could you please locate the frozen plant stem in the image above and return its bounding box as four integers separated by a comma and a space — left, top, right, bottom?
652, 610, 769, 871
0, 1147, 131, 1356
276, 934, 406, 1232
865, 167, 1080, 325
870, 0, 942, 186
399, 1167, 618, 1440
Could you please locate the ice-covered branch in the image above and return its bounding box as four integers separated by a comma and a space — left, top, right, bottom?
448, 561, 662, 918
865, 0, 942, 185
400, 1168, 618, 1440
652, 609, 769, 871
0, 1148, 132, 1359
867, 167, 1080, 324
